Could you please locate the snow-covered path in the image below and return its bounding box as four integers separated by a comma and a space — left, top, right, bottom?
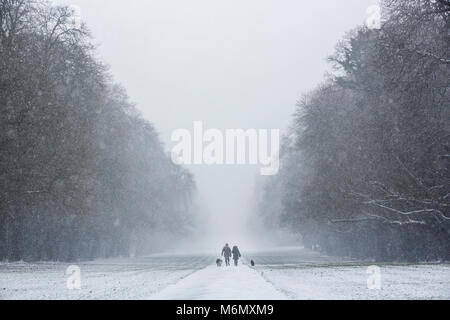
149, 264, 286, 300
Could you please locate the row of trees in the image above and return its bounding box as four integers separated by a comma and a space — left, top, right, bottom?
0, 0, 196, 261
255, 0, 449, 261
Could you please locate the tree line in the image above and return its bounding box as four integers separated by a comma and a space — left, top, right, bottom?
255, 0, 449, 261
0, 0, 196, 261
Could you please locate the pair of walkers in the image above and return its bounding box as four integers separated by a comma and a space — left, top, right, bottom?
221, 243, 241, 266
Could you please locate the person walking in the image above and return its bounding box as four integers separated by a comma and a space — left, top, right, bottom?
232, 245, 241, 266
221, 243, 232, 266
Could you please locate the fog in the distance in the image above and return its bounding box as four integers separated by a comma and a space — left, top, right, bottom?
54, 0, 376, 250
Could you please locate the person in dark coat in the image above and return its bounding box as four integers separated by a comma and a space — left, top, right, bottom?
221, 243, 232, 266
232, 245, 241, 266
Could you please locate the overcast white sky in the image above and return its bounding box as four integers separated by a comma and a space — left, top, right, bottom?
55, 0, 376, 246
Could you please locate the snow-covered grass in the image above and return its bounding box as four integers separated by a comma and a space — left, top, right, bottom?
255, 264, 450, 300
244, 248, 450, 300
0, 255, 212, 300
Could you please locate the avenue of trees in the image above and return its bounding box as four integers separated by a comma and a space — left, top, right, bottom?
0, 0, 196, 261
255, 0, 449, 261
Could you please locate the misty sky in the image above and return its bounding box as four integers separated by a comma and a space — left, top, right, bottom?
54, 0, 376, 246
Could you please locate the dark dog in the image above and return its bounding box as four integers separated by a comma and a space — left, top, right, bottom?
250, 260, 255, 267
216, 258, 223, 267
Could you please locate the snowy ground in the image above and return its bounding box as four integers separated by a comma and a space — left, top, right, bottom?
149, 264, 286, 300
0, 254, 211, 300
1, 248, 449, 300
246, 248, 450, 300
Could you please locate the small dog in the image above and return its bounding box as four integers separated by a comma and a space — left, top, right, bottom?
250, 260, 255, 267
216, 258, 223, 267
